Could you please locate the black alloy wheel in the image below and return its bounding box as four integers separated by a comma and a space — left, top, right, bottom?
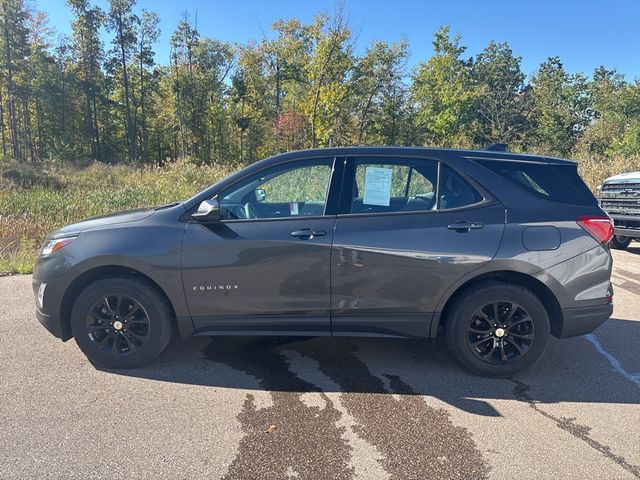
465, 301, 534, 365
85, 295, 151, 355
445, 282, 550, 377
71, 277, 173, 369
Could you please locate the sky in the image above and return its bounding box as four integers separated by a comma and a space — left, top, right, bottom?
39, 0, 640, 80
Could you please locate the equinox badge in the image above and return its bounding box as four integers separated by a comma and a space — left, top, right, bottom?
192, 284, 239, 291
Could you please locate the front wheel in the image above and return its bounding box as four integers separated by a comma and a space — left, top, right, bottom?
70, 277, 174, 369
445, 283, 550, 377
611, 235, 632, 250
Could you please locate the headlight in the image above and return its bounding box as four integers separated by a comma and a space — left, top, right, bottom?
41, 236, 77, 255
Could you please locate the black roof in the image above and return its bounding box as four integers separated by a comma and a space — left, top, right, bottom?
266, 146, 577, 166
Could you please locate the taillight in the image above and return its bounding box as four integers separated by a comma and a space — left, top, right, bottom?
577, 216, 614, 244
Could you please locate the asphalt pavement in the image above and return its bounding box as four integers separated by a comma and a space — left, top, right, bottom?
1, 248, 639, 479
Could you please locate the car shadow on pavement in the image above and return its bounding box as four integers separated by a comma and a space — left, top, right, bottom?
99, 317, 640, 417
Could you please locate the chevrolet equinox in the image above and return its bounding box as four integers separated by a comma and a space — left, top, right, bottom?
33, 146, 614, 376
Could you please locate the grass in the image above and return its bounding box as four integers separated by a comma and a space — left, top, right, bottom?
0, 159, 233, 274
1, 154, 639, 274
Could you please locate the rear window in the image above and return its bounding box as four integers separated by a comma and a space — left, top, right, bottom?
477, 160, 597, 206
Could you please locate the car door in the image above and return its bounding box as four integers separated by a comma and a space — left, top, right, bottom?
330, 156, 506, 338
182, 156, 343, 335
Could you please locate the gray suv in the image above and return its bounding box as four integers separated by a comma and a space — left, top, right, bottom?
33, 147, 614, 376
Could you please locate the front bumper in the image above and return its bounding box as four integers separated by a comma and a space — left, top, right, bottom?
558, 303, 613, 338
610, 214, 640, 238
35, 307, 70, 341
614, 227, 640, 238
32, 269, 74, 342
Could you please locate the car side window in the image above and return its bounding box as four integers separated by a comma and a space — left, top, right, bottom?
350, 159, 438, 214
219, 159, 334, 220
438, 164, 483, 210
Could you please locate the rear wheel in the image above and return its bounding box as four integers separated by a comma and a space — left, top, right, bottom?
611, 235, 632, 250
445, 282, 550, 377
70, 278, 173, 369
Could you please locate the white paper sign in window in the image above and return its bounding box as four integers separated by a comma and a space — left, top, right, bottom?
363, 167, 393, 206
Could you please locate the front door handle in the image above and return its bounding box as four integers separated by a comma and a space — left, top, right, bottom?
447, 221, 485, 232
291, 228, 326, 239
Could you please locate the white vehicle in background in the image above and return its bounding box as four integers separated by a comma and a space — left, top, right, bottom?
598, 171, 640, 250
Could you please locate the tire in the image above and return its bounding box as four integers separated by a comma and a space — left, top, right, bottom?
71, 277, 174, 369
611, 235, 632, 250
445, 282, 550, 377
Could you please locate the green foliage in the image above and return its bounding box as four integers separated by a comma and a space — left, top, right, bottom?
352, 40, 409, 145
0, 159, 232, 273
529, 57, 590, 156
1, 1, 640, 164
411, 26, 477, 148
472, 41, 532, 147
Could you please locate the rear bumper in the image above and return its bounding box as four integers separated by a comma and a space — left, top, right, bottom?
558, 303, 613, 338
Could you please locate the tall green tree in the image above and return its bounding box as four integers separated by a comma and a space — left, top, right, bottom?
0, 0, 29, 160
529, 57, 589, 156
352, 39, 408, 145
411, 26, 477, 148
576, 67, 630, 156
472, 41, 532, 147
68, 0, 104, 159
262, 18, 310, 153
107, 0, 137, 162
27, 9, 56, 159
134, 8, 159, 163
170, 16, 234, 163
302, 8, 353, 147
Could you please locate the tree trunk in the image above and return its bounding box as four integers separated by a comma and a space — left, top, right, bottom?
139, 49, 147, 163
91, 88, 100, 159
274, 57, 281, 152
358, 90, 376, 144
0, 85, 6, 157
22, 97, 35, 161
35, 96, 45, 159
239, 98, 244, 162
117, 16, 136, 162
3, 15, 20, 160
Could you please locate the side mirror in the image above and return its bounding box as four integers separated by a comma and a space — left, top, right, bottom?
192, 198, 221, 223
255, 188, 267, 202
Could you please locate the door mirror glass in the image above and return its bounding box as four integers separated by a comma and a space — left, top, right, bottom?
192, 198, 221, 223
255, 188, 267, 202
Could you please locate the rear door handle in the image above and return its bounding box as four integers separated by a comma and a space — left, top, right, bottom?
447, 221, 485, 232
291, 228, 326, 239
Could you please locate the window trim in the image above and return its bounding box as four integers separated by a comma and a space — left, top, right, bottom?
194, 155, 345, 224
336, 155, 494, 218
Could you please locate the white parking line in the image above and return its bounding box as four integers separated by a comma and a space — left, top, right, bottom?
585, 334, 640, 389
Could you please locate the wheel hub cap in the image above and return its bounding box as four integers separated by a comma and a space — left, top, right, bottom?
113, 320, 123, 331
495, 327, 505, 338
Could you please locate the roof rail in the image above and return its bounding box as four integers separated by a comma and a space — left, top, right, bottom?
485, 143, 508, 152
